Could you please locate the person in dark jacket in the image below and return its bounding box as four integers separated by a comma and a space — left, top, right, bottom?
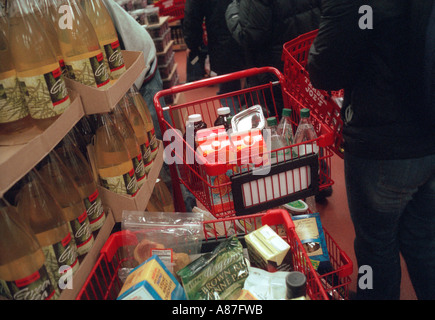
308, 0, 435, 300
183, 0, 246, 95
225, 0, 321, 116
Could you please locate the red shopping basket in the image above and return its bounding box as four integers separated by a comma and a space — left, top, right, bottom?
76, 209, 352, 300
282, 30, 344, 158
154, 0, 185, 22
154, 67, 335, 218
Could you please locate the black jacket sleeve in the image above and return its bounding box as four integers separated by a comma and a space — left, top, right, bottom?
307, 0, 368, 91
225, 0, 273, 49
183, 0, 206, 56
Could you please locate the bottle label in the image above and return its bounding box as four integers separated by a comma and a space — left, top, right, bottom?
64, 50, 110, 89
17, 64, 70, 120
69, 210, 94, 256
41, 232, 79, 297
1, 266, 56, 300
0, 70, 28, 124
102, 39, 126, 79
100, 168, 139, 196
132, 153, 147, 184
83, 188, 106, 232
148, 128, 158, 156
140, 142, 154, 174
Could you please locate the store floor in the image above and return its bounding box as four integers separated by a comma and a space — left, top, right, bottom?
172, 49, 418, 300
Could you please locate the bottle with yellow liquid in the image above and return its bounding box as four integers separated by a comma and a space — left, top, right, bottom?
28, 0, 67, 76
0, 198, 58, 300
0, 28, 33, 135
15, 171, 80, 299
7, 0, 71, 131
94, 113, 139, 196
38, 153, 94, 257
119, 95, 154, 175
81, 0, 126, 80
153, 178, 175, 212
127, 85, 159, 161
0, 4, 8, 38
111, 103, 147, 187
56, 0, 111, 89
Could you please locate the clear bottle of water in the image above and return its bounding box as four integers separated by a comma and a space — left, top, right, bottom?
293, 108, 319, 213
267, 117, 288, 164
277, 108, 294, 146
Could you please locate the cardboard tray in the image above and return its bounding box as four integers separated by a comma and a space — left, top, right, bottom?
58, 209, 116, 300
0, 90, 84, 197
87, 140, 164, 223
64, 51, 146, 115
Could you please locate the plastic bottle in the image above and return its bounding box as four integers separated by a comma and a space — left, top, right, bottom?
127, 85, 159, 160
15, 171, 80, 298
266, 117, 288, 164
214, 107, 231, 130
28, 0, 67, 76
55, 135, 106, 233
186, 114, 207, 147
152, 178, 175, 212
277, 108, 295, 149
111, 103, 147, 187
0, 28, 32, 135
55, 0, 111, 89
94, 113, 139, 196
0, 198, 58, 300
285, 271, 309, 300
38, 153, 94, 257
119, 96, 154, 175
293, 108, 319, 213
8, 0, 71, 130
0, 5, 7, 38
81, 0, 126, 80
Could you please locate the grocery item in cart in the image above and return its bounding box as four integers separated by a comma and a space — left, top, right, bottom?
277, 108, 295, 147
292, 213, 331, 273
93, 113, 139, 196
8, 0, 71, 130
0, 199, 58, 300
241, 266, 290, 300
195, 125, 226, 148
245, 225, 292, 272
214, 107, 232, 130
283, 200, 309, 216
266, 116, 290, 163
82, 0, 127, 80
177, 236, 249, 300
117, 255, 187, 300
184, 114, 208, 151
286, 271, 309, 300
231, 105, 265, 132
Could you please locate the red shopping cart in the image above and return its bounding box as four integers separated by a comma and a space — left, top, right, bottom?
282, 30, 345, 158
154, 67, 335, 218
76, 209, 352, 300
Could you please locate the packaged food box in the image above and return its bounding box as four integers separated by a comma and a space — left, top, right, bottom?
245, 225, 293, 272
117, 255, 187, 300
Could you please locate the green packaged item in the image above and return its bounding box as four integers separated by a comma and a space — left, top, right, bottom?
177, 236, 249, 300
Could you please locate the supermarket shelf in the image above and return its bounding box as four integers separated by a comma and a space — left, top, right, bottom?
0, 91, 84, 198
64, 51, 146, 115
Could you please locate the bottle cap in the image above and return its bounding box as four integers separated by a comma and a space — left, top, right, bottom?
282, 108, 292, 117
267, 117, 277, 127
187, 114, 202, 123
286, 271, 307, 299
300, 108, 310, 119
217, 107, 230, 116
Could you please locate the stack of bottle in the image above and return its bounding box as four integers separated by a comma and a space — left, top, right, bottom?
0, 0, 127, 137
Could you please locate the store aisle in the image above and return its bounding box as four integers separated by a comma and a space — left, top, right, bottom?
172, 49, 417, 300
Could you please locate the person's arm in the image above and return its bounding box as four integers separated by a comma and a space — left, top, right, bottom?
307, 0, 367, 91
226, 0, 273, 49
183, 0, 206, 56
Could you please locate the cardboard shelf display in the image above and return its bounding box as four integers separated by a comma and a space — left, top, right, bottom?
0, 90, 84, 198
58, 208, 116, 300
87, 140, 164, 223
64, 51, 146, 115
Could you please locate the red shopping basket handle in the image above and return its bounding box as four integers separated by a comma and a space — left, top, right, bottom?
153, 67, 286, 120
261, 209, 295, 231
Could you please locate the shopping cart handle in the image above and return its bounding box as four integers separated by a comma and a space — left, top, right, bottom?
262, 209, 295, 231
338, 250, 354, 278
